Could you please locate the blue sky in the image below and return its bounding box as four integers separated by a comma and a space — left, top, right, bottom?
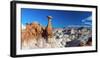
21, 8, 92, 28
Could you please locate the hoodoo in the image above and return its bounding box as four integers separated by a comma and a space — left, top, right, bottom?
46, 16, 53, 42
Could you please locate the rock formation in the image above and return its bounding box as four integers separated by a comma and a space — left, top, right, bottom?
21, 16, 54, 48
45, 16, 53, 43
21, 16, 92, 49
31, 22, 42, 38
21, 23, 33, 43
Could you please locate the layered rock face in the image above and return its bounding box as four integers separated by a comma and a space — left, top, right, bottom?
21, 22, 43, 49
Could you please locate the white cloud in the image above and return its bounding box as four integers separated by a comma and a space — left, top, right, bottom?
22, 24, 26, 29
82, 19, 85, 22
33, 21, 39, 23
85, 16, 92, 21
84, 22, 92, 25
82, 16, 92, 22
82, 16, 92, 25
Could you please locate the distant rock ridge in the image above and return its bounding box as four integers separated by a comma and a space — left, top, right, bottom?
67, 25, 91, 28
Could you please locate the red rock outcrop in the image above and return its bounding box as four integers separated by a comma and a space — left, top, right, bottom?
21, 16, 53, 48
45, 16, 53, 38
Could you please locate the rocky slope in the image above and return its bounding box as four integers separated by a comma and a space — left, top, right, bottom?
21, 23, 92, 49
